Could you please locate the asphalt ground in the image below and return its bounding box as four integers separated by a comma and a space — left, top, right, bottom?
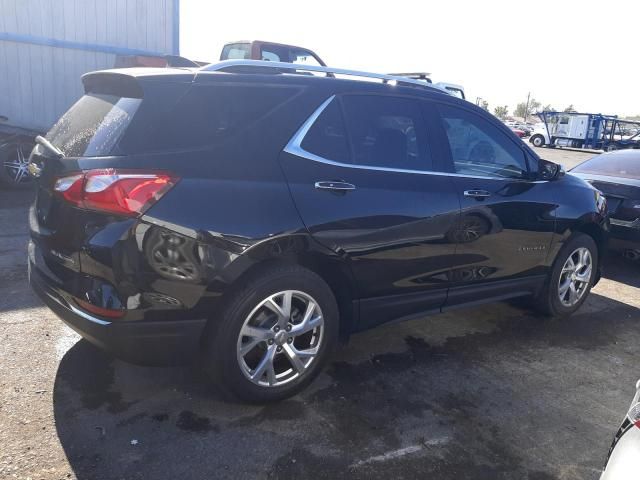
1, 146, 638, 480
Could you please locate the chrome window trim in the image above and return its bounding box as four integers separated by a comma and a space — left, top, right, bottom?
283, 96, 545, 183
610, 217, 640, 229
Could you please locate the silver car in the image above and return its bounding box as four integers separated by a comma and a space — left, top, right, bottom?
601, 379, 640, 479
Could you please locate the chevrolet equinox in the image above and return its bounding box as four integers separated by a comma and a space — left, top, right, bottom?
28, 60, 608, 402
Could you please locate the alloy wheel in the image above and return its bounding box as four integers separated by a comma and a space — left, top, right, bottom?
236, 290, 324, 387
3, 143, 31, 185
558, 247, 592, 307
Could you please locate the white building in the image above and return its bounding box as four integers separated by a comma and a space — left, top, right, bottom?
0, 0, 179, 132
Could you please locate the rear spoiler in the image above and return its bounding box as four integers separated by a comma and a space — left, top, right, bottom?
82, 71, 145, 98
81, 68, 196, 98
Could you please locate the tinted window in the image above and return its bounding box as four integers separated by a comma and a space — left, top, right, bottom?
301, 99, 350, 163
342, 95, 431, 170
46, 94, 141, 157
439, 105, 528, 179
122, 84, 298, 152
572, 152, 640, 180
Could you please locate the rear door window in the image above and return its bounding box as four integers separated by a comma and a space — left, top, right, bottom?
438, 104, 529, 179
341, 95, 432, 171
300, 99, 351, 163
46, 94, 141, 157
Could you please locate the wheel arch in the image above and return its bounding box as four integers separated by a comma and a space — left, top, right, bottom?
551, 221, 606, 286
205, 235, 359, 340
575, 221, 607, 278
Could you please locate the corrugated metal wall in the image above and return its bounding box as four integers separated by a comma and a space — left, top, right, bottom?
0, 0, 178, 132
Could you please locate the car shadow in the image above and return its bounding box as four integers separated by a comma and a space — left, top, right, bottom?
53, 256, 640, 479
602, 251, 640, 288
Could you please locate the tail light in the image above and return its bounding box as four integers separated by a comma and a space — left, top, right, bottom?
75, 298, 125, 319
54, 169, 179, 217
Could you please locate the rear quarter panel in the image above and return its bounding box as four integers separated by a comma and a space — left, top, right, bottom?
78, 81, 349, 322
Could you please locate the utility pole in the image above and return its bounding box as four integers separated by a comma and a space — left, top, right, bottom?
524, 92, 530, 123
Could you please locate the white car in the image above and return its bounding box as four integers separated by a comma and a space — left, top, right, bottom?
601, 379, 640, 479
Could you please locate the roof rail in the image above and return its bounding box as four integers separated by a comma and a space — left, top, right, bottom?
200, 60, 445, 93
388, 72, 432, 83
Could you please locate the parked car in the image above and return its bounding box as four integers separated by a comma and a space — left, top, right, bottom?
28, 60, 608, 402
600, 379, 640, 479
0, 135, 34, 189
505, 122, 531, 136
510, 127, 527, 138
602, 132, 640, 152
571, 150, 640, 259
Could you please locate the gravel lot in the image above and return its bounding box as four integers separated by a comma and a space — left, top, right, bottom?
1, 146, 639, 480
530, 145, 595, 170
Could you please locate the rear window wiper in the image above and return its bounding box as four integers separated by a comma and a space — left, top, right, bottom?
35, 135, 64, 158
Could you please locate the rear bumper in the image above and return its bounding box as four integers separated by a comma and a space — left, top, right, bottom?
29, 255, 207, 366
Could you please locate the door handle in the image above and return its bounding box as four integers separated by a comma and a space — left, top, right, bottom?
463, 189, 491, 199
315, 181, 356, 192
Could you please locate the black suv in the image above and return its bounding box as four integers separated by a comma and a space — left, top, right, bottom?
28, 61, 608, 402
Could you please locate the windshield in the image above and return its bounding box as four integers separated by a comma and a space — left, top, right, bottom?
221, 43, 251, 60
572, 152, 640, 180
46, 94, 141, 157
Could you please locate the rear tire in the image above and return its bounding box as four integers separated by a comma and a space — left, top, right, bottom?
202, 265, 338, 403
606, 144, 618, 152
530, 134, 545, 148
534, 233, 598, 317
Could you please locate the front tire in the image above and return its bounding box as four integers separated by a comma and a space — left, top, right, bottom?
530, 134, 545, 148
534, 233, 598, 317
203, 265, 338, 403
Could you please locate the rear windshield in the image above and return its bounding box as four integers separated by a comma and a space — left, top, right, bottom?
120, 84, 300, 153
47, 83, 298, 156
46, 94, 141, 157
572, 153, 640, 180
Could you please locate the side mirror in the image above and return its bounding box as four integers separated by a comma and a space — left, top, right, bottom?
538, 159, 564, 180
